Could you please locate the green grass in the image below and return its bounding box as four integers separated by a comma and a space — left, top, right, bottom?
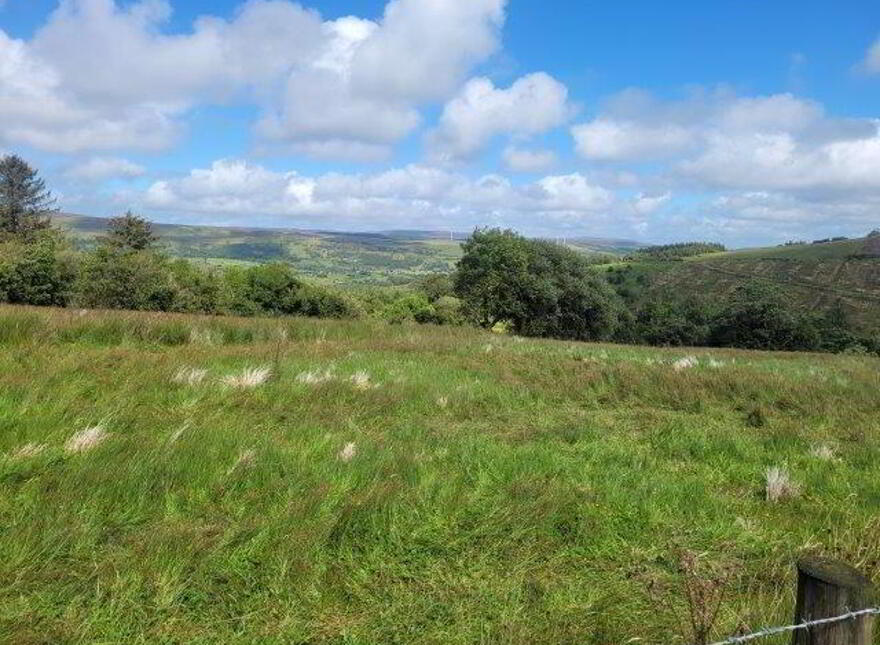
1, 306, 879, 644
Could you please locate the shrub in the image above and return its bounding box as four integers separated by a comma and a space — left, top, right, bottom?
382, 293, 438, 324
76, 247, 177, 311
0, 232, 76, 306
708, 282, 819, 351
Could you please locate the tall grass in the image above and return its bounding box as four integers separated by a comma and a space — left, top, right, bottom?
0, 304, 878, 644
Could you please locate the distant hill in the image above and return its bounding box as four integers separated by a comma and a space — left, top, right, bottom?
52, 214, 648, 285
608, 236, 880, 333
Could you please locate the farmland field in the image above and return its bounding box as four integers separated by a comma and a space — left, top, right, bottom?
1, 305, 879, 644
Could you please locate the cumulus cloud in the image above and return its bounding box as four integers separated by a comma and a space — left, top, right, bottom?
0, 0, 508, 157
428, 73, 572, 160
572, 88, 880, 194
64, 157, 146, 182
502, 146, 557, 172
138, 159, 618, 231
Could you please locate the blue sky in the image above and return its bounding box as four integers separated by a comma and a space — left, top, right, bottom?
1, 0, 879, 245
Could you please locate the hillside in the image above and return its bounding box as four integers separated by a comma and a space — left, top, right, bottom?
53, 214, 645, 285
1, 305, 878, 644
609, 237, 880, 332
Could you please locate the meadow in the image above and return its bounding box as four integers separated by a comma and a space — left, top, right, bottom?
1, 305, 879, 644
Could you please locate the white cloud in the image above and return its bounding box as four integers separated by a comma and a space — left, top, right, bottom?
502, 146, 557, 172
632, 192, 671, 215
0, 0, 507, 157
349, 0, 506, 102
138, 159, 617, 231
428, 73, 572, 160
64, 157, 146, 181
863, 36, 880, 74
572, 89, 880, 193
572, 119, 693, 161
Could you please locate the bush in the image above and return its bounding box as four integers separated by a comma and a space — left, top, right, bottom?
290, 283, 361, 319
168, 259, 222, 314
382, 293, 438, 324
76, 247, 176, 311
0, 232, 76, 306
708, 282, 819, 351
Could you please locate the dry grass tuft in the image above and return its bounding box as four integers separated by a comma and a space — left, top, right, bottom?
8, 442, 47, 460
297, 368, 335, 385
673, 356, 699, 371
810, 444, 837, 461
189, 328, 217, 345
337, 442, 357, 463
172, 367, 208, 386
765, 467, 800, 503
221, 367, 272, 389
65, 426, 110, 454
349, 370, 376, 390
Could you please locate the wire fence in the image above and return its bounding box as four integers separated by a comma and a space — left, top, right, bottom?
706, 607, 880, 645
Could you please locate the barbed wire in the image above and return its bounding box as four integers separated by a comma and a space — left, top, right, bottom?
705, 607, 880, 644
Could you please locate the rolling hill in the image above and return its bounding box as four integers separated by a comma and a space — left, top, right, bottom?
609, 236, 880, 332
53, 214, 647, 286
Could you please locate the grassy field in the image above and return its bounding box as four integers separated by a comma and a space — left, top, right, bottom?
1, 305, 879, 644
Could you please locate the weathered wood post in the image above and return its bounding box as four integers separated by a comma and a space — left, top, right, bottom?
792, 556, 875, 645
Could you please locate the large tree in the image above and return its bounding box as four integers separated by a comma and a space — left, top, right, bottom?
453, 228, 621, 340
0, 155, 55, 239
102, 211, 159, 251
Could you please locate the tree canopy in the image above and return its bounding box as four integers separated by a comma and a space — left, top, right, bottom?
102, 211, 159, 251
0, 155, 55, 240
453, 228, 621, 341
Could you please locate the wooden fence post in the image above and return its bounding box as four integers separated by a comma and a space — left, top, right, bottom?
792, 556, 875, 645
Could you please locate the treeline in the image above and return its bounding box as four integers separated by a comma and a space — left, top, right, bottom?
628, 242, 726, 261
449, 229, 879, 355
0, 156, 467, 324
1, 155, 877, 354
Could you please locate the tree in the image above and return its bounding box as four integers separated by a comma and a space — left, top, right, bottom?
709, 281, 818, 351
453, 229, 621, 341
867, 229, 880, 238
453, 229, 533, 328
0, 155, 55, 239
102, 211, 158, 251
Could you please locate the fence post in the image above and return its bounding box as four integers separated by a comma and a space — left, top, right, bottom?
792, 556, 875, 645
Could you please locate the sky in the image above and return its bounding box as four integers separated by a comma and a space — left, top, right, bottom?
0, 0, 879, 246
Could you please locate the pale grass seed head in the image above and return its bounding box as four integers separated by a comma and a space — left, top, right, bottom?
810, 444, 837, 461
765, 466, 800, 503
338, 442, 357, 463
673, 356, 699, 371
297, 368, 335, 385
8, 442, 47, 460
437, 396, 449, 408
350, 370, 375, 390
189, 328, 217, 345
227, 449, 257, 475
221, 367, 272, 389
65, 425, 110, 454
168, 422, 190, 445
172, 367, 208, 386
